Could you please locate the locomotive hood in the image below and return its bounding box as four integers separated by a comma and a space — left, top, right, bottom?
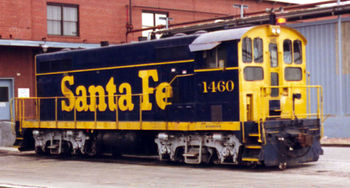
189, 26, 253, 52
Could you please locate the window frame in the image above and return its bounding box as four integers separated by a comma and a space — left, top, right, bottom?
284, 67, 303, 81
253, 38, 263, 63
293, 40, 303, 64
269, 43, 278, 68
244, 66, 264, 81
201, 44, 227, 69
283, 39, 292, 64
47, 2, 79, 37
141, 11, 168, 38
242, 37, 253, 63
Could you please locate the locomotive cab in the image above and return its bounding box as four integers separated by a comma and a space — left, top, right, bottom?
237, 25, 323, 167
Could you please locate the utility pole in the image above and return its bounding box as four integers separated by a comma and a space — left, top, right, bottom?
233, 4, 248, 18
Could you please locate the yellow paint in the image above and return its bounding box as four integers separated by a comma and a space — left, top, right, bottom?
75, 86, 89, 112
155, 82, 172, 110
238, 25, 310, 122
36, 59, 195, 76
118, 82, 134, 111
106, 77, 117, 111
138, 69, 158, 111
22, 120, 241, 131
59, 69, 174, 113
88, 85, 107, 112
61, 75, 75, 112
241, 158, 259, 162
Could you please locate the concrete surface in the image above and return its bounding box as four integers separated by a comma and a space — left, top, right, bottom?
0, 147, 349, 187
0, 121, 15, 147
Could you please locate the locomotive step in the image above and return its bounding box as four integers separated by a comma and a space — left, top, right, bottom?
245, 145, 262, 149
241, 157, 259, 162
183, 151, 199, 157
47, 145, 59, 149
248, 133, 260, 137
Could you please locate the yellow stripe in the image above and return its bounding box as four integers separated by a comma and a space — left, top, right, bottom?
22, 120, 241, 131
36, 59, 195, 76
248, 133, 259, 137
194, 67, 239, 72
242, 158, 259, 162
245, 145, 262, 149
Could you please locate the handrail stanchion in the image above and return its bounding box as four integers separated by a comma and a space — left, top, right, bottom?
94, 98, 97, 129
74, 97, 77, 129
139, 95, 143, 130
317, 88, 320, 119
115, 95, 119, 130
21, 99, 25, 135
320, 86, 324, 137
38, 99, 41, 128
10, 98, 15, 135
55, 98, 58, 128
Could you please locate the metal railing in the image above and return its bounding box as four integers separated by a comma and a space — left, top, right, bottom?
10, 94, 146, 135
259, 85, 324, 136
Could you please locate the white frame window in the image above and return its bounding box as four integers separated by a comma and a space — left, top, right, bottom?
47, 3, 79, 36
142, 11, 168, 38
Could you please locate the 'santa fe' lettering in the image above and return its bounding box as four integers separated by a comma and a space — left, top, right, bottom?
60, 69, 173, 112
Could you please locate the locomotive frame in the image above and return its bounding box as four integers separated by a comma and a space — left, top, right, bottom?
12, 25, 323, 168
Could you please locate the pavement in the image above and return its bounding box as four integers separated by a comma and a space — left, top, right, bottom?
321, 137, 350, 146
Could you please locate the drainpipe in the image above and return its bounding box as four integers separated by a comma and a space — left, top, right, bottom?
126, 0, 133, 42
337, 0, 343, 115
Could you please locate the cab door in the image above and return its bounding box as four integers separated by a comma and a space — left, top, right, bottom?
268, 42, 281, 117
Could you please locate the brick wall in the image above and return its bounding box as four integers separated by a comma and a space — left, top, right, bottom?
0, 46, 35, 98
0, 0, 285, 44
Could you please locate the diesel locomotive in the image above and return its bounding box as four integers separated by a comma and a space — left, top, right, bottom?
12, 24, 323, 168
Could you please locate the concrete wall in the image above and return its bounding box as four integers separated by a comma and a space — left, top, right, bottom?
0, 121, 15, 146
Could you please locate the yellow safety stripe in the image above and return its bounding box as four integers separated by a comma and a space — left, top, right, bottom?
22, 120, 241, 131
36, 59, 195, 76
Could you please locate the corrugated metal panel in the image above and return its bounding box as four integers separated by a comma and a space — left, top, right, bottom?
293, 22, 339, 115
341, 21, 350, 115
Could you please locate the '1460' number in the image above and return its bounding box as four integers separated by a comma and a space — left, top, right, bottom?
202, 80, 234, 93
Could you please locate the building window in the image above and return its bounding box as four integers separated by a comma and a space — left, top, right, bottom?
47, 3, 79, 36
142, 12, 168, 38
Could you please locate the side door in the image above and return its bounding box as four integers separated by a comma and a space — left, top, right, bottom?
0, 79, 13, 120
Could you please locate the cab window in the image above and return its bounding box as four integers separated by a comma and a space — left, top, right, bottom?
269, 43, 278, 68
283, 39, 292, 64
242, 37, 252, 63
244, 67, 263, 81
202, 45, 227, 68
293, 40, 302, 64
254, 38, 263, 63
285, 67, 302, 81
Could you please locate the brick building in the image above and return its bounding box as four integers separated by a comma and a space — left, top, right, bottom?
0, 0, 287, 120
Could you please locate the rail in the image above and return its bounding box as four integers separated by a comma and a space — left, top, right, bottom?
259, 85, 324, 136
10, 93, 145, 134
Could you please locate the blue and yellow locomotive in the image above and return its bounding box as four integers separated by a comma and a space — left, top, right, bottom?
13, 25, 323, 168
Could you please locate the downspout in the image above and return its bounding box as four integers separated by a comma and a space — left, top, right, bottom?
337, 0, 343, 116
126, 0, 133, 42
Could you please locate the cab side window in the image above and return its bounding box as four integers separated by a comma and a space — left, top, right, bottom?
269, 43, 278, 68
283, 39, 292, 64
293, 40, 302, 64
202, 45, 227, 68
242, 37, 252, 63
253, 38, 263, 63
